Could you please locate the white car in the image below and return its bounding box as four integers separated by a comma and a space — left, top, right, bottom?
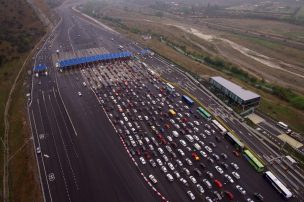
225, 174, 234, 183
193, 135, 200, 141
179, 140, 187, 147
149, 159, 156, 167
149, 174, 158, 184
168, 162, 175, 171
203, 179, 212, 189
180, 178, 189, 186
196, 184, 204, 194
185, 135, 194, 142
78, 91, 82, 96
166, 173, 174, 182
177, 149, 185, 156
183, 168, 190, 175
204, 130, 211, 136
139, 157, 146, 165
189, 176, 197, 184
161, 166, 167, 173
172, 131, 179, 137
158, 148, 164, 154
174, 171, 181, 178
199, 141, 205, 146
167, 136, 173, 142
162, 155, 169, 162
194, 121, 200, 126
205, 146, 212, 153
215, 166, 224, 174
232, 172, 240, 179
36, 147, 41, 154
187, 191, 195, 200
176, 159, 183, 167
200, 133, 206, 139
231, 162, 239, 170
194, 143, 201, 151
236, 185, 246, 195
156, 158, 163, 166
200, 150, 207, 158
185, 158, 193, 166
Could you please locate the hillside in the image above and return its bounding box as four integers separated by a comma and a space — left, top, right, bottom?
0, 0, 48, 201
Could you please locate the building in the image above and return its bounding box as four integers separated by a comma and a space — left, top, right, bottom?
210, 76, 260, 109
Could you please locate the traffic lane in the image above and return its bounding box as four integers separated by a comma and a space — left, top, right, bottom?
31, 91, 71, 202
258, 122, 282, 136
41, 88, 82, 201
29, 107, 53, 202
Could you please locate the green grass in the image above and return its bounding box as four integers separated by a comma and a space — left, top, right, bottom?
296, 6, 304, 20
259, 98, 304, 133
0, 0, 46, 200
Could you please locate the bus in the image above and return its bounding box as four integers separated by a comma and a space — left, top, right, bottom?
166, 83, 175, 92
197, 107, 212, 121
264, 171, 292, 199
277, 122, 288, 130
212, 119, 227, 134
243, 150, 264, 172
182, 95, 194, 106
277, 122, 291, 134
225, 132, 244, 150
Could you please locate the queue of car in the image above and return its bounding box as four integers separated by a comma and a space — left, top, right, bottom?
81, 60, 264, 201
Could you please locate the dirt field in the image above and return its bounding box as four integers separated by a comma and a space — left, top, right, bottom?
82, 1, 304, 133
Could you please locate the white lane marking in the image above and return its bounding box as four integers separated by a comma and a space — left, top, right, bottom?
47, 93, 79, 190
52, 88, 79, 158
38, 95, 72, 202
31, 106, 53, 202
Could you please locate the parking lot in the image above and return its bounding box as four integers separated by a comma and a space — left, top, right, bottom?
76, 59, 286, 201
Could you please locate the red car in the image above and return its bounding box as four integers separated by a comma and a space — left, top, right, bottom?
233, 150, 240, 157
225, 191, 234, 200
214, 179, 223, 188
191, 152, 200, 161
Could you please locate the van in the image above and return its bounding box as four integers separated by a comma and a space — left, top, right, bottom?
186, 135, 194, 142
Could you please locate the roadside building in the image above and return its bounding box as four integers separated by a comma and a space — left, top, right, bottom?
210, 76, 260, 109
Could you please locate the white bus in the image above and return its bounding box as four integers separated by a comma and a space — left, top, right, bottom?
264, 171, 292, 199
212, 119, 227, 134
166, 83, 175, 92
277, 122, 288, 130
277, 122, 291, 133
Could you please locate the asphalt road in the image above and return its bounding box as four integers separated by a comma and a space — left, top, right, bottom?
27, 0, 304, 201
28, 2, 162, 202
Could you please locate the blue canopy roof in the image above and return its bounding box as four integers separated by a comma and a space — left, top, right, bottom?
59, 51, 133, 69
33, 64, 47, 72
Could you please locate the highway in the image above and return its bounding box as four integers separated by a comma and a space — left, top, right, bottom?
27, 0, 304, 201
28, 1, 161, 202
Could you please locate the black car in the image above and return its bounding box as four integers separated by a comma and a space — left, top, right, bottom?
129, 149, 136, 156
199, 163, 206, 169
254, 193, 264, 201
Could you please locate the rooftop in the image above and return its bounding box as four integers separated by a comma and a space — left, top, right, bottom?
211, 76, 260, 101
